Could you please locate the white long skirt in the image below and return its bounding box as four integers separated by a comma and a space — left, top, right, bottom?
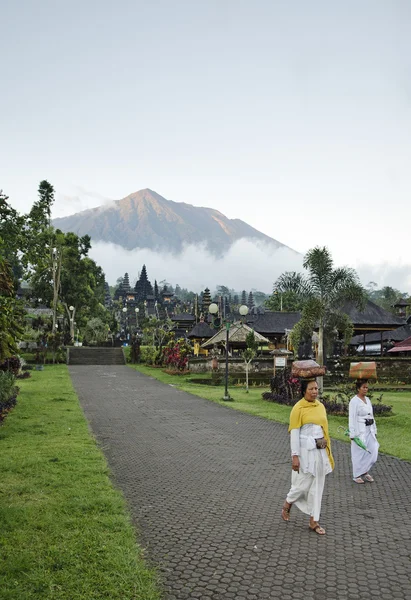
286, 447, 329, 522
351, 428, 379, 478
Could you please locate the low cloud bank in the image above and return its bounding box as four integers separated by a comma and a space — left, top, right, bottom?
356, 262, 411, 295
89, 239, 304, 293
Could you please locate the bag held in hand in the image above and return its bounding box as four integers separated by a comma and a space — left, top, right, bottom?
349, 361, 377, 380
291, 359, 326, 378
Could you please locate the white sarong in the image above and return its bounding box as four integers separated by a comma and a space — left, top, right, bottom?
286, 423, 332, 522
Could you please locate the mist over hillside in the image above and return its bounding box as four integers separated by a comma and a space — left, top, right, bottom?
89, 238, 304, 292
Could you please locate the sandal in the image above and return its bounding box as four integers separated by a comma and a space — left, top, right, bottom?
364, 474, 374, 482
309, 523, 326, 535
353, 477, 365, 484
281, 502, 292, 521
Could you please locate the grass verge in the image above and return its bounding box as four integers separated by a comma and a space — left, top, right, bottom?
130, 364, 411, 462
0, 365, 160, 600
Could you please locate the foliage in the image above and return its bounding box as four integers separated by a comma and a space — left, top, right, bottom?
265, 288, 304, 312
16, 371, 31, 379
245, 331, 259, 353
0, 191, 25, 286
0, 355, 21, 375
140, 345, 161, 366
262, 367, 301, 404
22, 180, 56, 289
0, 255, 25, 361
262, 371, 393, 416
163, 335, 192, 371
129, 335, 142, 363
242, 331, 259, 392
365, 282, 409, 315
0, 370, 19, 423
276, 247, 366, 368
143, 317, 173, 349
321, 384, 392, 417
83, 317, 109, 345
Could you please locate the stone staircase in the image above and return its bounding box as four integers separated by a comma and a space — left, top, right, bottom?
68, 347, 126, 365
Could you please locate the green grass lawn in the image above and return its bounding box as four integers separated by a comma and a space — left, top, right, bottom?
131, 364, 411, 462
0, 365, 160, 600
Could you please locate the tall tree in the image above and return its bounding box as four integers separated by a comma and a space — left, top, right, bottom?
366, 284, 404, 314
265, 287, 304, 312
0, 191, 25, 287
58, 232, 106, 337
275, 247, 366, 387
0, 252, 24, 360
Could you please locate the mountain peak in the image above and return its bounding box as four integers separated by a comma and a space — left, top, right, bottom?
53, 188, 296, 255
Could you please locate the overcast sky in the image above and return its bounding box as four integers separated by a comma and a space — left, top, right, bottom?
1, 1, 410, 292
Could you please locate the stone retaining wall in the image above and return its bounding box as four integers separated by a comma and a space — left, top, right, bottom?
325, 356, 411, 384
190, 355, 411, 383
189, 356, 278, 374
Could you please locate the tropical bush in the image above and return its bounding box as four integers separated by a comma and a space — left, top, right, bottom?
82, 317, 108, 345
163, 336, 192, 371
262, 369, 393, 416
0, 370, 19, 424
262, 367, 301, 404
140, 345, 161, 366
0, 355, 21, 375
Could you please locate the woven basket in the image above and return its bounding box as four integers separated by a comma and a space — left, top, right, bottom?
349, 362, 377, 380
291, 360, 326, 378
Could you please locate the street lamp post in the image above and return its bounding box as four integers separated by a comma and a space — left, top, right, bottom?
69, 305, 75, 342
239, 304, 249, 321
122, 307, 128, 341
208, 302, 249, 401
135, 307, 139, 329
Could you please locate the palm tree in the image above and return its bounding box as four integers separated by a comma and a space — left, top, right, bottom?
275, 247, 366, 387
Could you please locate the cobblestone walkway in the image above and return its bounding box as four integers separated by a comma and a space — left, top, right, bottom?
69, 366, 411, 600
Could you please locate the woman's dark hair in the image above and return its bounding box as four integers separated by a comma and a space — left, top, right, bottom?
301, 378, 316, 396
355, 378, 369, 391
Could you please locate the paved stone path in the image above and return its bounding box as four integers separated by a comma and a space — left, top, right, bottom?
69, 366, 411, 600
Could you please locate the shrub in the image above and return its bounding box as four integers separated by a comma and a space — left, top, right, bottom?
262, 367, 301, 405
17, 371, 31, 379
0, 370, 19, 424
163, 337, 192, 371
0, 355, 21, 375
141, 346, 159, 366
262, 373, 393, 416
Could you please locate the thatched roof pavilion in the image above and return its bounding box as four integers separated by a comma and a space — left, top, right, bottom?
201, 323, 269, 349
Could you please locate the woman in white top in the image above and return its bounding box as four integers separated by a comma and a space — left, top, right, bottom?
348, 379, 379, 484
281, 379, 334, 535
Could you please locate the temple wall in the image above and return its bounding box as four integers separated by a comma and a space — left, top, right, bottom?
325, 356, 411, 384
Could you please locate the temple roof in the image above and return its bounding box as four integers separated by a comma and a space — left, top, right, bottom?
340, 300, 406, 329
201, 323, 269, 348
171, 313, 196, 322
393, 298, 410, 307
350, 324, 411, 345
187, 321, 215, 339
388, 335, 411, 353
246, 311, 301, 334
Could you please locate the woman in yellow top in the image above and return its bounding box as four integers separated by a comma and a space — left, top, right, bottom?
281, 378, 334, 535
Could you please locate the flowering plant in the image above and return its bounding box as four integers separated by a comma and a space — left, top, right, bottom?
163, 337, 192, 371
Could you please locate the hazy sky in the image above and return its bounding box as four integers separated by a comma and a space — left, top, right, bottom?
1, 1, 411, 291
